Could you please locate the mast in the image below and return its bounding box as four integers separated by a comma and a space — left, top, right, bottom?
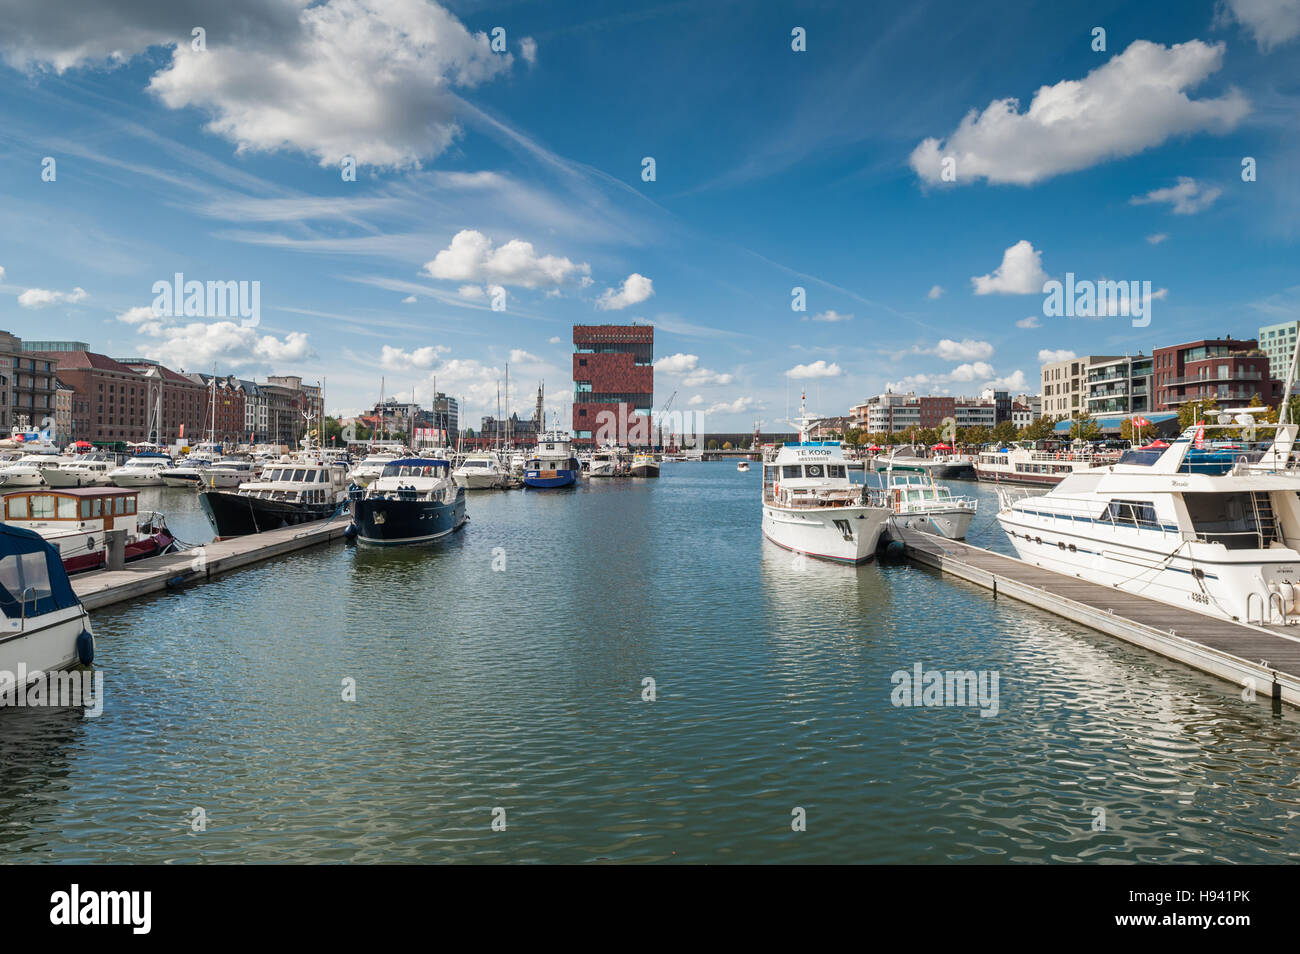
505, 361, 510, 450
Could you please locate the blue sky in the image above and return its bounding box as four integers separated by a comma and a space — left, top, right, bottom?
0, 0, 1297, 429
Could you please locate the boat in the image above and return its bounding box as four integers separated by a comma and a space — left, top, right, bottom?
108, 452, 174, 487
350, 457, 468, 545
47, 455, 116, 487
1, 487, 175, 574
881, 467, 977, 541
629, 453, 660, 478
160, 458, 212, 488
0, 523, 97, 705
974, 442, 1124, 485
347, 452, 401, 487
203, 458, 261, 489
0, 454, 56, 488
760, 397, 890, 564
588, 446, 629, 478
452, 452, 510, 489
996, 418, 1300, 625
523, 432, 580, 489
199, 454, 350, 538
737, 460, 750, 472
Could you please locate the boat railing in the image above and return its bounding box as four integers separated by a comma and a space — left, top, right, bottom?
767, 486, 886, 509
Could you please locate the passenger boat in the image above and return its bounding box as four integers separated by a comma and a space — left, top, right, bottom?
1, 487, 174, 574
199, 454, 350, 537
109, 452, 174, 487
0, 523, 97, 705
974, 443, 1123, 486
760, 397, 890, 564
350, 457, 468, 545
203, 458, 260, 489
881, 467, 977, 541
996, 418, 1300, 625
452, 452, 510, 489
523, 432, 580, 489
629, 453, 660, 478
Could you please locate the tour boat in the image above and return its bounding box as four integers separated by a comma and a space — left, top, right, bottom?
760, 397, 890, 564
523, 432, 580, 489
0, 523, 97, 705
629, 453, 660, 478
997, 420, 1300, 625
975, 443, 1124, 486
350, 457, 468, 545
347, 453, 401, 488
109, 452, 174, 487
200, 454, 350, 537
1, 487, 174, 574
881, 467, 977, 541
452, 452, 510, 489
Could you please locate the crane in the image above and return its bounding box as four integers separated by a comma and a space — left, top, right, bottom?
655, 390, 677, 452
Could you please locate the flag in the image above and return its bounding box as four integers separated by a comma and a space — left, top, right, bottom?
1194, 421, 1205, 449
1132, 416, 1149, 428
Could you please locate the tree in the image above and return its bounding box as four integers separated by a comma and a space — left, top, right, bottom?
1018, 416, 1057, 442
1069, 412, 1102, 442
991, 420, 1018, 444
1119, 418, 1153, 443
1177, 395, 1218, 431
960, 425, 992, 446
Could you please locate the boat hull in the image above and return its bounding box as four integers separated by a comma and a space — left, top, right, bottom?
199, 490, 341, 537
453, 471, 506, 489
352, 494, 467, 545
885, 507, 975, 541
630, 462, 660, 478
523, 469, 577, 488
761, 503, 889, 564
161, 473, 204, 488
0, 606, 92, 701
111, 472, 167, 487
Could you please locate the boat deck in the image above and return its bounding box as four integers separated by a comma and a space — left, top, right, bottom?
896, 528, 1300, 707
73, 519, 349, 611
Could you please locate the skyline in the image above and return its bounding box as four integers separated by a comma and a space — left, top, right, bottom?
1, 0, 1298, 431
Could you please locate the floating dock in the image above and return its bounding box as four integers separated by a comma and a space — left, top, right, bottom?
897, 528, 1300, 708
73, 520, 349, 611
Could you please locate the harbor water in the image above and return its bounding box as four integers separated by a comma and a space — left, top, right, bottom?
2, 464, 1297, 863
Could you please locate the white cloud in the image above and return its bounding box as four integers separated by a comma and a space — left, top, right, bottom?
136, 320, 311, 371
806, 309, 853, 322
381, 344, 447, 371
928, 338, 994, 361
927, 285, 944, 299
972, 240, 1048, 295
519, 36, 538, 66
509, 349, 542, 364
116, 305, 156, 324
17, 286, 87, 308
1130, 177, 1222, 214
1219, 0, 1300, 52
654, 353, 699, 374
703, 396, 755, 415
910, 40, 1249, 186
1016, 315, 1041, 328
548, 336, 562, 345
787, 360, 842, 379
1038, 349, 1077, 362
949, 361, 996, 382
987, 369, 1030, 391
457, 285, 486, 300
687, 394, 704, 406
401, 295, 417, 304
596, 273, 654, 310
144, 0, 514, 169
0, 266, 5, 281
425, 229, 590, 288
1146, 232, 1170, 245
684, 368, 734, 386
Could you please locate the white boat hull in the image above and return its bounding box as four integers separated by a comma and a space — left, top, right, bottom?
762, 503, 889, 564
0, 472, 46, 488
887, 507, 975, 541
453, 471, 507, 489
161, 473, 204, 488
111, 472, 167, 487
0, 606, 91, 701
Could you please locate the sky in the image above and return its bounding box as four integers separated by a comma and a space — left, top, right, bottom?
0, 0, 1297, 431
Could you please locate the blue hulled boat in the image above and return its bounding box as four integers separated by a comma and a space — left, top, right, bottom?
350, 457, 467, 545
523, 432, 580, 489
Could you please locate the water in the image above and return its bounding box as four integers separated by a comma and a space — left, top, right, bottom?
2, 465, 1298, 863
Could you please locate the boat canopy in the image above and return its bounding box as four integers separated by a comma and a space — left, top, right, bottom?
0, 523, 80, 619
381, 457, 450, 476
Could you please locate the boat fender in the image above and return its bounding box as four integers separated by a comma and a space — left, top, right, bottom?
75, 629, 95, 665
343, 523, 358, 540
165, 574, 187, 589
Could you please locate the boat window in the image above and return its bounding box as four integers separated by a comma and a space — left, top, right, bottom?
827, 465, 846, 479
115, 496, 127, 515
30, 495, 55, 519
8, 496, 27, 519
1105, 499, 1159, 527
94, 499, 103, 517
80, 500, 91, 519
1184, 492, 1275, 548
782, 465, 801, 479
292, 469, 307, 482
0, 550, 52, 607
804, 464, 824, 478
126, 497, 136, 514
57, 497, 76, 519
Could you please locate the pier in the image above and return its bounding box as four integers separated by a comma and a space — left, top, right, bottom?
896, 529, 1300, 708
73, 520, 349, 611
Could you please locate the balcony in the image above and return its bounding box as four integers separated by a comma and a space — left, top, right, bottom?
1164, 370, 1263, 386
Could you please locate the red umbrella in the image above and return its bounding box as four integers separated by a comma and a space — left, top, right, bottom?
74, 440, 92, 447
1141, 440, 1169, 449
931, 442, 953, 451
867, 444, 882, 451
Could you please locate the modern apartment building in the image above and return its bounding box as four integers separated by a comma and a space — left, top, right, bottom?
1151, 338, 1280, 410
854, 390, 1011, 433
1259, 321, 1300, 384
1084, 353, 1154, 416
572, 324, 654, 446
1041, 355, 1119, 418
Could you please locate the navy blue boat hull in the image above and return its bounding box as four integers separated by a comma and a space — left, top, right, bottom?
352, 493, 467, 545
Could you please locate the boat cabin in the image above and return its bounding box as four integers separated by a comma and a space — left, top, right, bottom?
3, 487, 139, 530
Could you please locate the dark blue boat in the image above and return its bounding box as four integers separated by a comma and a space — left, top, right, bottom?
350, 457, 467, 545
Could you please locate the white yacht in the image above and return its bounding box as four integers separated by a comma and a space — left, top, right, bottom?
997, 419, 1300, 625
588, 446, 629, 478
0, 454, 57, 488
881, 468, 977, 541
760, 398, 889, 564
348, 452, 401, 487
737, 460, 751, 472
51, 455, 116, 487
204, 458, 260, 489
109, 452, 174, 487
452, 452, 510, 489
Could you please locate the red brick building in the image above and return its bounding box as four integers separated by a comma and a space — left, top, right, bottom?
572, 324, 654, 447
1151, 338, 1280, 411
118, 359, 207, 444
187, 373, 248, 444
28, 350, 149, 444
